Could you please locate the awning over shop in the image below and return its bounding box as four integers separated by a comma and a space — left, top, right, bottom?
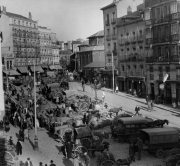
30, 66, 44, 73
17, 67, 29, 74
49, 65, 56, 70
3, 70, 20, 76
54, 65, 62, 70
84, 61, 105, 68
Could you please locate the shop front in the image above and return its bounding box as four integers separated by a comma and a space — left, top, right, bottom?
127, 76, 146, 98
116, 76, 126, 92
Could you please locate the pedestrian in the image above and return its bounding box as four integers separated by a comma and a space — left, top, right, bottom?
136, 137, 143, 160
115, 85, 119, 93
16, 139, 22, 155
39, 162, 43, 166
83, 152, 90, 166
82, 80, 85, 92
82, 113, 87, 125
25, 158, 33, 166
151, 100, 154, 111
104, 103, 108, 109
65, 140, 73, 159
129, 143, 135, 162
19, 128, 24, 142
8, 136, 14, 145
102, 91, 105, 103
134, 106, 140, 115
49, 160, 56, 166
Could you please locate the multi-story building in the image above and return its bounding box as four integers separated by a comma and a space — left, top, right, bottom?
0, 7, 39, 70
77, 30, 105, 81
38, 26, 53, 65
101, 1, 118, 88
59, 50, 72, 68
72, 40, 82, 53
117, 4, 146, 97
144, 0, 180, 106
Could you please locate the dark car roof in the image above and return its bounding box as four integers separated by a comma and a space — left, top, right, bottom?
118, 117, 147, 125
141, 127, 179, 136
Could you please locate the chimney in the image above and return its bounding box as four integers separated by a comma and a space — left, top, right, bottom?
29, 12, 32, 20
127, 6, 132, 15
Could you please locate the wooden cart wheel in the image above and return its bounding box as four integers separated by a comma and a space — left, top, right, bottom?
156, 149, 164, 158
71, 146, 87, 159
80, 138, 92, 150
61, 128, 73, 142
100, 160, 115, 166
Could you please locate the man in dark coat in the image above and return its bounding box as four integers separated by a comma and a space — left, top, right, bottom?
65, 140, 73, 159
136, 137, 143, 160
16, 139, 22, 155
19, 128, 24, 142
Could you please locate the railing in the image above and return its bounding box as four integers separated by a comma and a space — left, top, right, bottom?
153, 15, 170, 24
145, 19, 153, 26
112, 35, 117, 40
146, 38, 153, 45
146, 56, 170, 63
106, 21, 110, 26
171, 12, 180, 20
111, 18, 116, 24
177, 75, 180, 81
153, 37, 169, 43
106, 35, 111, 41
171, 34, 180, 42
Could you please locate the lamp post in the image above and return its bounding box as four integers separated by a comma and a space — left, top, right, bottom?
94, 79, 97, 100
111, 51, 114, 93
33, 60, 38, 150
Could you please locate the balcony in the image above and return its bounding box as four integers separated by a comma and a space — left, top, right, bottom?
170, 55, 180, 63
146, 56, 170, 63
137, 38, 143, 43
171, 34, 180, 42
125, 41, 130, 45
153, 37, 169, 44
146, 38, 153, 45
177, 75, 180, 81
145, 19, 153, 26
106, 21, 110, 26
111, 18, 116, 24
171, 12, 180, 21
112, 35, 117, 40
106, 35, 111, 41
153, 15, 170, 24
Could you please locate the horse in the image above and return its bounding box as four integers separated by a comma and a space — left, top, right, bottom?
153, 119, 169, 127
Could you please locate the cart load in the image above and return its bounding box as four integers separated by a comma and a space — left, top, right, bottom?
74, 126, 92, 139
96, 151, 115, 166
112, 113, 132, 126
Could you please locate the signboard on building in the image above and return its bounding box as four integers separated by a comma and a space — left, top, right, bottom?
171, 84, 176, 98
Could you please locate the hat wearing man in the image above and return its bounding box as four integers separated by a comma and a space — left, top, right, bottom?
25, 158, 33, 166
49, 160, 56, 166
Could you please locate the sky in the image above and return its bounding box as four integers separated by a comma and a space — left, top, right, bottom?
0, 0, 143, 42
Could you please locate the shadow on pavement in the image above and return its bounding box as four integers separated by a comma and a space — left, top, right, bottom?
29, 138, 35, 150
62, 157, 73, 166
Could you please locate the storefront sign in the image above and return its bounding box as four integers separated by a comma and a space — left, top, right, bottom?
171, 84, 176, 98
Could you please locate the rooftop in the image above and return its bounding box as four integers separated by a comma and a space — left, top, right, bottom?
79, 45, 104, 52
5, 12, 36, 23
87, 30, 104, 39
100, 2, 116, 10
72, 41, 82, 44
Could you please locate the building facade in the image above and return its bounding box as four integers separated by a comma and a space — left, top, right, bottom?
38, 26, 53, 65
117, 4, 146, 97
59, 50, 72, 68
101, 2, 118, 88
144, 0, 180, 106
0, 7, 39, 69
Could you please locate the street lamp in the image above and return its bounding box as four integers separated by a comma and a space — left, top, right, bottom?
29, 60, 38, 150
111, 51, 115, 93
94, 79, 97, 100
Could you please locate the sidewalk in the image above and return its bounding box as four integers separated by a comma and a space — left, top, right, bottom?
101, 87, 180, 113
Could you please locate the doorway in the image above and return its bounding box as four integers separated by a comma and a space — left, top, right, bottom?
150, 83, 155, 100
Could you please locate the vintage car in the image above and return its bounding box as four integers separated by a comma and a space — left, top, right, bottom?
112, 117, 154, 142
140, 127, 180, 158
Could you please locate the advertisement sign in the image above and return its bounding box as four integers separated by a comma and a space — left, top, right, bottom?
171, 84, 176, 98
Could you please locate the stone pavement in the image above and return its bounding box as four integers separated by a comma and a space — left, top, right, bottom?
70, 82, 180, 127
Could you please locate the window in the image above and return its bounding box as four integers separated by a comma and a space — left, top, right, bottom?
146, 29, 153, 39
14, 19, 16, 24
133, 32, 136, 40
171, 45, 178, 56
157, 27, 161, 38
170, 2, 177, 14
107, 29, 110, 35
156, 8, 161, 18
177, 69, 180, 76
164, 5, 167, 17
165, 47, 169, 59
171, 24, 179, 35
114, 43, 116, 51
18, 20, 20, 25
26, 22, 28, 26
158, 47, 162, 57
145, 10, 151, 20
139, 30, 143, 39
108, 59, 111, 63
112, 12, 115, 20
113, 27, 116, 35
